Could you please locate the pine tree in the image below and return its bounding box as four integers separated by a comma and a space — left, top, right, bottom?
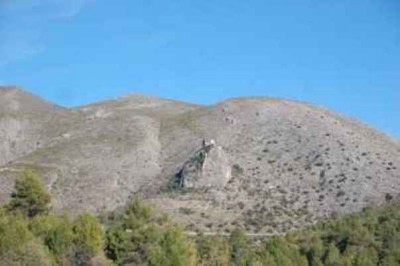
8, 170, 51, 218
324, 243, 342, 266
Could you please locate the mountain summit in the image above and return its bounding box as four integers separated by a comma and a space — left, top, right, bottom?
1, 87, 399, 234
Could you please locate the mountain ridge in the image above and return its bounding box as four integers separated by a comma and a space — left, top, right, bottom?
1, 86, 399, 234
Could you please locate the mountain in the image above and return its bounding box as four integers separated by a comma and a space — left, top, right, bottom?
1, 87, 399, 234
0, 87, 80, 165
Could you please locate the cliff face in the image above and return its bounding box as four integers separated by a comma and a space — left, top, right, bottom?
1, 87, 400, 234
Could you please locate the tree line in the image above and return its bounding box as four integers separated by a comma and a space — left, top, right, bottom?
0, 170, 399, 265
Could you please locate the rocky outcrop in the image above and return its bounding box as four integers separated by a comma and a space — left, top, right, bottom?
177, 141, 231, 189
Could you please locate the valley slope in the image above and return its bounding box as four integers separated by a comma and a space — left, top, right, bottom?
1, 86, 399, 234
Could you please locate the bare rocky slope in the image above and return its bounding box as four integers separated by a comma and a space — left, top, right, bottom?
1, 86, 399, 234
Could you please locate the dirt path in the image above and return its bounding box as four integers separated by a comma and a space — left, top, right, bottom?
185, 231, 278, 238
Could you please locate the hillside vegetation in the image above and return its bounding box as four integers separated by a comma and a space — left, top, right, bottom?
1, 171, 400, 265
1, 87, 399, 235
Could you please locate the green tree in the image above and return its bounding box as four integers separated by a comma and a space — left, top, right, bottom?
229, 229, 258, 265
30, 214, 74, 264
197, 235, 230, 266
324, 243, 342, 266
106, 196, 197, 266
352, 247, 378, 266
8, 170, 51, 218
148, 225, 197, 266
0, 212, 51, 265
105, 196, 159, 264
299, 232, 324, 266
381, 248, 400, 266
266, 237, 307, 266
70, 213, 105, 265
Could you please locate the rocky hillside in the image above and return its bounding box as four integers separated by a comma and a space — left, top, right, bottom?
1, 86, 399, 234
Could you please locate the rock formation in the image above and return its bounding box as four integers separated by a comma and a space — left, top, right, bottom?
177, 140, 231, 189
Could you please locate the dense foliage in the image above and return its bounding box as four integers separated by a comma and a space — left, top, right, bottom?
1, 170, 400, 265
195, 203, 400, 266
0, 171, 110, 266
7, 170, 51, 217
105, 196, 197, 266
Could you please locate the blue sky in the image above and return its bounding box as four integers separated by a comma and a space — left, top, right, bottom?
0, 0, 399, 137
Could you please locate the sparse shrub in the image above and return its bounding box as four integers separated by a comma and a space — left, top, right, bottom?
337, 190, 346, 197
231, 164, 244, 176
179, 207, 194, 215
385, 193, 394, 202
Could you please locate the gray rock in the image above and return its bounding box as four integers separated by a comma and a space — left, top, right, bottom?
177, 142, 231, 189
